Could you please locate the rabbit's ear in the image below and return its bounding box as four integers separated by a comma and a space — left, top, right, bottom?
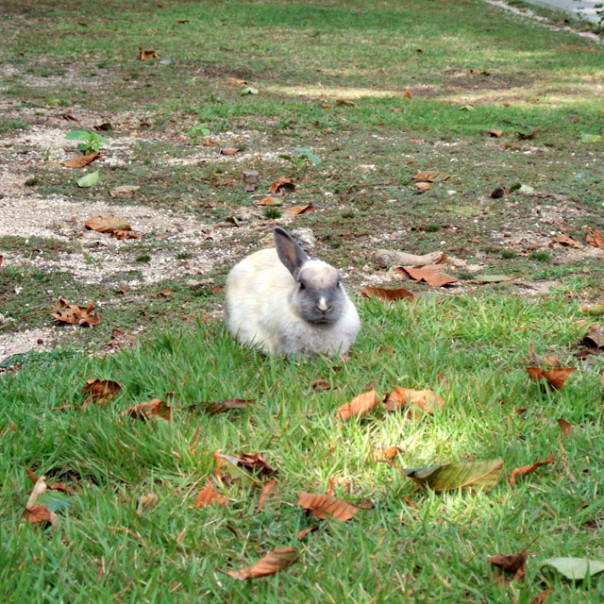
274, 227, 309, 277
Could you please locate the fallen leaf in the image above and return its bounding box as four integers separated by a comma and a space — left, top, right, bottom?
94, 122, 113, 132
77, 170, 99, 188
359, 286, 414, 302
283, 204, 316, 216
23, 504, 58, 528
226, 77, 247, 85
488, 129, 503, 138
415, 182, 431, 193
582, 303, 604, 316
126, 398, 171, 421
526, 367, 576, 390
220, 147, 240, 155
109, 185, 140, 199
311, 379, 331, 391
490, 186, 505, 198
176, 18, 189, 23
395, 266, 458, 287
187, 398, 253, 415
516, 130, 539, 140
61, 151, 100, 168
554, 234, 583, 249
540, 557, 604, 581
62, 113, 79, 122
373, 446, 403, 462
583, 324, 603, 349
150, 289, 172, 299
270, 177, 295, 194
490, 550, 527, 582
202, 138, 220, 146
226, 547, 298, 580
579, 133, 602, 144
52, 298, 100, 327
239, 86, 258, 96
335, 389, 380, 420
214, 452, 277, 480
557, 418, 573, 438
404, 89, 412, 99
85, 216, 133, 234
139, 492, 159, 509
319, 102, 331, 109
413, 171, 449, 182
586, 228, 604, 248
385, 386, 444, 414
254, 197, 282, 206
298, 527, 318, 540
138, 46, 160, 60
254, 480, 280, 514
297, 491, 360, 521
509, 454, 555, 485
403, 459, 503, 492
335, 99, 356, 106
194, 481, 229, 508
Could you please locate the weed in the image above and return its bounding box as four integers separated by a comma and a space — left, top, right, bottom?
65, 130, 108, 155
186, 123, 210, 145
501, 249, 517, 259
135, 254, 151, 263
263, 207, 282, 219
530, 251, 551, 262
0, 119, 28, 132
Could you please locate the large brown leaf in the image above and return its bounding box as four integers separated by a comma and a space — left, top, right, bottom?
359, 286, 414, 302
61, 151, 100, 168
509, 454, 554, 485
226, 547, 299, 580
254, 480, 280, 514
81, 378, 121, 407
526, 367, 576, 390
335, 389, 380, 420
126, 398, 171, 421
270, 177, 295, 194
85, 216, 139, 240
384, 387, 444, 415
194, 481, 229, 508
490, 550, 527, 583
394, 266, 457, 287
586, 227, 604, 248
297, 491, 359, 521
52, 298, 100, 327
283, 204, 316, 216
23, 504, 58, 527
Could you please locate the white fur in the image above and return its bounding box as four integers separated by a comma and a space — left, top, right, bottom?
224, 248, 360, 357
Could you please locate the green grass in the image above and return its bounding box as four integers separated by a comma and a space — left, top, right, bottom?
1, 295, 603, 601
1, 0, 604, 600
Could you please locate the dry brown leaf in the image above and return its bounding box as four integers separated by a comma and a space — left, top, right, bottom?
297, 527, 318, 541
220, 147, 240, 155
254, 480, 280, 514
516, 130, 539, 140
404, 89, 412, 99
270, 177, 295, 194
491, 186, 505, 199
52, 298, 100, 327
335, 389, 380, 420
226, 547, 299, 580
488, 129, 503, 138
201, 138, 220, 146
554, 234, 583, 249
151, 289, 172, 299
85, 216, 133, 234
311, 379, 331, 391
526, 367, 576, 390
283, 204, 316, 216
373, 446, 403, 461
583, 324, 604, 349
510, 454, 555, 485
557, 418, 573, 438
109, 185, 140, 199
395, 266, 458, 287
489, 550, 527, 583
138, 46, 160, 60
81, 379, 121, 407
529, 588, 553, 604
335, 98, 356, 106
413, 171, 449, 182
319, 102, 331, 109
226, 77, 247, 85
415, 182, 431, 194
61, 151, 100, 168
385, 386, 444, 414
255, 197, 279, 206
359, 286, 414, 302
23, 504, 58, 527
139, 493, 159, 509
297, 491, 359, 521
586, 228, 604, 248
194, 481, 229, 508
126, 398, 171, 421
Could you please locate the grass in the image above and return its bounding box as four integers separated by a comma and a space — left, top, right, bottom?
1, 294, 603, 602
1, 0, 603, 601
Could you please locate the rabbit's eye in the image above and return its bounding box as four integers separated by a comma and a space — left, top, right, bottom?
299, 282, 306, 290
336, 281, 341, 288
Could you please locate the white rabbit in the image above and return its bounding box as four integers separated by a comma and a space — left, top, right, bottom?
224, 227, 360, 357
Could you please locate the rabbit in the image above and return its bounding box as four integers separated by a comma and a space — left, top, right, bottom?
224, 227, 360, 358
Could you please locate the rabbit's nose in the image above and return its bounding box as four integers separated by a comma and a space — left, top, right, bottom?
316, 297, 331, 313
